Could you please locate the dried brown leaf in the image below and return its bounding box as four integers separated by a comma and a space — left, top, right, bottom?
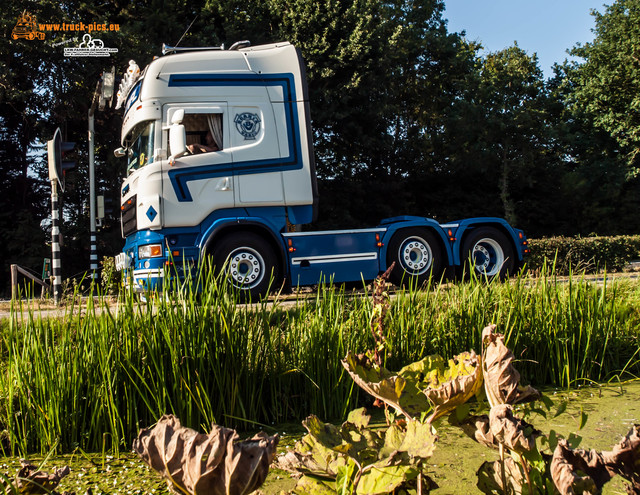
451, 414, 498, 449
551, 439, 604, 495
476, 456, 525, 495
482, 325, 541, 406
341, 352, 430, 418
133, 414, 278, 495
489, 404, 541, 454
422, 350, 483, 423
273, 451, 306, 479
607, 424, 640, 492
12, 460, 70, 494
551, 425, 640, 495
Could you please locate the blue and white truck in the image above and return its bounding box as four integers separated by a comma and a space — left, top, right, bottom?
113, 41, 529, 297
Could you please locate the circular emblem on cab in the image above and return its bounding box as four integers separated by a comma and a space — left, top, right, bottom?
234, 112, 261, 140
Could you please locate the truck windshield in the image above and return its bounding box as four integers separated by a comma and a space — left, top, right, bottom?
125, 120, 155, 175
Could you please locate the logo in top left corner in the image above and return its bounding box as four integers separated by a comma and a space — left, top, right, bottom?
12, 11, 45, 41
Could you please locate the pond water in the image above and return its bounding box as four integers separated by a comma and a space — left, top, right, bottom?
2, 381, 638, 494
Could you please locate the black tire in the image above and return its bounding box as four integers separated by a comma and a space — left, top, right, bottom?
387, 228, 444, 286
212, 232, 280, 299
461, 227, 515, 280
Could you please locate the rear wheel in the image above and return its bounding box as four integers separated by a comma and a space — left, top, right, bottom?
462, 227, 515, 280
212, 232, 280, 299
387, 229, 444, 286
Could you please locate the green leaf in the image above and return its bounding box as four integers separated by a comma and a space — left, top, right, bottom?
347, 407, 371, 429
304, 415, 345, 451
578, 407, 588, 430
380, 423, 405, 458
379, 420, 437, 460
298, 413, 385, 470
530, 407, 547, 419
357, 464, 418, 495
539, 394, 554, 410
293, 423, 348, 477
293, 474, 337, 495
398, 421, 438, 459
335, 459, 358, 495
547, 429, 559, 451
554, 400, 568, 418
567, 432, 582, 449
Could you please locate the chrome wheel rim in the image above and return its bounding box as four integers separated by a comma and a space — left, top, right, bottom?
472, 238, 504, 277
226, 247, 265, 289
399, 237, 433, 275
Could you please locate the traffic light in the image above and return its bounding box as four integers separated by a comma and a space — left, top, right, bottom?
47, 127, 76, 191
104, 196, 114, 216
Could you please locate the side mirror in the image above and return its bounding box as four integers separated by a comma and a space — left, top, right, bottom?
171, 109, 185, 125
168, 109, 187, 162
114, 147, 126, 158
169, 123, 187, 159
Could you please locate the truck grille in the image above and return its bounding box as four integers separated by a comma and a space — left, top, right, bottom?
121, 194, 137, 237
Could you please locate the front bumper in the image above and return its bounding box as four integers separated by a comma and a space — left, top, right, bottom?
116, 231, 199, 293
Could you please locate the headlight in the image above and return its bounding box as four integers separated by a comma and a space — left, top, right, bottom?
138, 244, 163, 259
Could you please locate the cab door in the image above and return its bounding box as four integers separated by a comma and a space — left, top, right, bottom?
231, 101, 285, 206
161, 104, 234, 228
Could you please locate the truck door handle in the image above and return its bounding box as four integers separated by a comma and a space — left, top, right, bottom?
215, 177, 232, 191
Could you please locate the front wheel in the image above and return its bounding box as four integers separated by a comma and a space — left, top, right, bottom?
387, 229, 444, 286
461, 227, 515, 280
212, 232, 280, 299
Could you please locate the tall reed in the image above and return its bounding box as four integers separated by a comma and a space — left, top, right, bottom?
0, 264, 638, 455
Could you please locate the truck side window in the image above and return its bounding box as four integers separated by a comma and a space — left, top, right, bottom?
182, 113, 223, 154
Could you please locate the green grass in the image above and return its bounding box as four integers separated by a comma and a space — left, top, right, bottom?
1, 265, 639, 455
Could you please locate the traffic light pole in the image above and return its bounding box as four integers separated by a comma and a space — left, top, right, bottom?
50, 179, 62, 304
87, 69, 114, 283
88, 107, 98, 281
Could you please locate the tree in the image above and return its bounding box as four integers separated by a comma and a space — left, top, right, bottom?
545, 62, 640, 236
439, 44, 561, 231
568, 0, 640, 173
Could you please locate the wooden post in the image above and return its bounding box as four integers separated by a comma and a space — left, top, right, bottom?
11, 264, 18, 300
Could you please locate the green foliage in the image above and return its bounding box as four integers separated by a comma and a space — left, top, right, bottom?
527, 235, 640, 274
2, 263, 640, 455
99, 256, 120, 295
567, 0, 640, 171
342, 351, 482, 423
283, 409, 436, 494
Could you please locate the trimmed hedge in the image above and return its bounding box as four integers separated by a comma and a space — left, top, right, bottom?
526, 235, 640, 275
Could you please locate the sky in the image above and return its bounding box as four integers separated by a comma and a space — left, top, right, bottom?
443, 0, 607, 77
